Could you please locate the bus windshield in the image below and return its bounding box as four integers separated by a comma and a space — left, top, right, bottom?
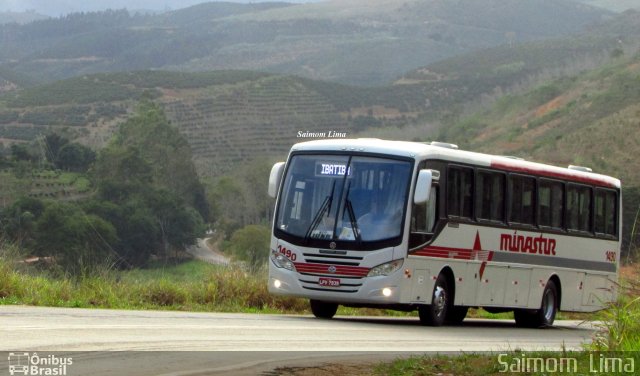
275, 154, 412, 248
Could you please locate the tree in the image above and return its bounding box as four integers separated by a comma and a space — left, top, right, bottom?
43, 133, 69, 166
145, 188, 205, 258
228, 224, 270, 270
88, 100, 208, 265
57, 143, 96, 172
208, 176, 244, 238
82, 199, 160, 268
108, 100, 208, 219
35, 201, 117, 276
93, 145, 153, 203
237, 159, 273, 225
10, 144, 34, 162
0, 197, 45, 249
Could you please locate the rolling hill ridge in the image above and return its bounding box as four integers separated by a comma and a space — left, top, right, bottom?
0, 0, 612, 86
2, 10, 640, 178
439, 50, 640, 187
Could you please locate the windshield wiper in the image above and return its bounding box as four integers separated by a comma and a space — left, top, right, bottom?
343, 187, 362, 242
304, 180, 336, 242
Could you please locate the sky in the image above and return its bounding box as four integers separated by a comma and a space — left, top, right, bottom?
0, 0, 320, 16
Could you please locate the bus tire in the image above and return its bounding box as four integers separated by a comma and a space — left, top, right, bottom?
446, 306, 469, 325
310, 299, 338, 319
419, 273, 450, 326
514, 280, 558, 328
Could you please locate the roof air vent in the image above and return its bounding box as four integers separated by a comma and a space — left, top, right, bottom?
503, 156, 525, 161
568, 165, 593, 173
430, 141, 459, 150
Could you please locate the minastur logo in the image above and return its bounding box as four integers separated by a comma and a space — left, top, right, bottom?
7, 352, 73, 376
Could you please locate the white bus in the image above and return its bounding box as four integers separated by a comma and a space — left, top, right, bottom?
267, 139, 621, 327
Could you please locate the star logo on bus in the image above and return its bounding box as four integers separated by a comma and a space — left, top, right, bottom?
471, 231, 494, 280
328, 265, 337, 273
471, 231, 493, 261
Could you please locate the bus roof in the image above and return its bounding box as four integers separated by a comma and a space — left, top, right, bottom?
290, 138, 621, 189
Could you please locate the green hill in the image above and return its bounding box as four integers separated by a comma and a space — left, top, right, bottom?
434, 48, 640, 254
0, 0, 610, 86
576, 0, 640, 12
0, 71, 374, 176
439, 51, 640, 186
0, 11, 48, 25
1, 10, 640, 177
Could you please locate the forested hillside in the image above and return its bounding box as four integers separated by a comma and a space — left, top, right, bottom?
0, 1, 639, 274
0, 103, 207, 273
437, 49, 640, 255
0, 11, 48, 25
0, 0, 610, 86
439, 51, 640, 186
0, 71, 349, 176
2, 10, 639, 178
576, 0, 640, 12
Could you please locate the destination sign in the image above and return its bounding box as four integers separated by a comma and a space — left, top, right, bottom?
315, 162, 352, 177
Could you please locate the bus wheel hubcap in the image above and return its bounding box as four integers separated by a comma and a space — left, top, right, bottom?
434, 286, 446, 316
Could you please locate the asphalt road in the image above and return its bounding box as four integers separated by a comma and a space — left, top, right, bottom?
0, 306, 598, 375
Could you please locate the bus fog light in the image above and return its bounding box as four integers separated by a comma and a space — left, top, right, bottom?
382, 288, 392, 297
274, 279, 282, 289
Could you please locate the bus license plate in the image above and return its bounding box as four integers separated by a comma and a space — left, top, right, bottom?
318, 277, 340, 287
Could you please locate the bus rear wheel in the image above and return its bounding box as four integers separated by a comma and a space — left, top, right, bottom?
419, 273, 450, 326
514, 279, 558, 328
310, 299, 338, 319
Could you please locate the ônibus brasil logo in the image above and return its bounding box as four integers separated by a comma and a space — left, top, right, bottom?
7, 352, 73, 376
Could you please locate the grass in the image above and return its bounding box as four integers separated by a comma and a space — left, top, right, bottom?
375, 351, 640, 376
0, 255, 308, 313
0, 250, 611, 321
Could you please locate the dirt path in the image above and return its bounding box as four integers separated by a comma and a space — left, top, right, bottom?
186, 237, 230, 265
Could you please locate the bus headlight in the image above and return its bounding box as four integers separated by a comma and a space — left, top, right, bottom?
271, 250, 296, 271
367, 259, 403, 277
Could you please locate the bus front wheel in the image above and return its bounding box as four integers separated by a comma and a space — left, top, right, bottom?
514, 279, 558, 328
419, 273, 450, 326
310, 299, 338, 319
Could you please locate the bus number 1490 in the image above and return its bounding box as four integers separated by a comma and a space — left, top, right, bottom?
277, 245, 297, 261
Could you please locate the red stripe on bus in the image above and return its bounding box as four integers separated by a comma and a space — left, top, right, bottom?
293, 262, 370, 276
491, 160, 617, 188
412, 245, 474, 257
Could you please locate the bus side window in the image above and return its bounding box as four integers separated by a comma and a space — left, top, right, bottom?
538, 179, 564, 229
508, 175, 536, 226
594, 189, 617, 237
447, 166, 473, 219
567, 184, 592, 233
476, 170, 505, 222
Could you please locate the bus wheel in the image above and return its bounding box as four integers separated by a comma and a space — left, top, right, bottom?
419, 273, 450, 326
310, 299, 338, 319
446, 306, 469, 325
514, 280, 558, 328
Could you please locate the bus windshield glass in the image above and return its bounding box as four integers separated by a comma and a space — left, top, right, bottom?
275, 154, 412, 247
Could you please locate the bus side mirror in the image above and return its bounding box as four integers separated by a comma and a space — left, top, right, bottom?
268, 162, 286, 198
414, 169, 433, 204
